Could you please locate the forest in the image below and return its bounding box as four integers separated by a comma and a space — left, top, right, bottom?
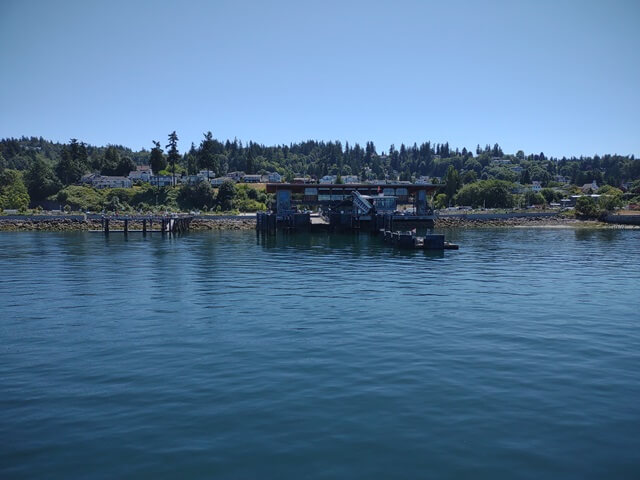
1, 133, 639, 213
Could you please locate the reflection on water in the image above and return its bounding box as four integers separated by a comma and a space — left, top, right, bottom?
1, 228, 640, 479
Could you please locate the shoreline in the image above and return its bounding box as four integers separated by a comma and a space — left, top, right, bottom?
1, 215, 638, 231
0, 217, 257, 232
434, 216, 630, 229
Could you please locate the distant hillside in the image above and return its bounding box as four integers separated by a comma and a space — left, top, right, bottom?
1, 134, 639, 188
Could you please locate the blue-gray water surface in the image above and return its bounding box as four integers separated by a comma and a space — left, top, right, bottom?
1, 228, 639, 479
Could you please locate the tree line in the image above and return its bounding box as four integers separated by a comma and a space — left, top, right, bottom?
1, 133, 639, 211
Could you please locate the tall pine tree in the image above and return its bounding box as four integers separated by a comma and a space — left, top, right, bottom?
166, 131, 179, 185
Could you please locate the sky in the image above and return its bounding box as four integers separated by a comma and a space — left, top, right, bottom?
1, 0, 639, 158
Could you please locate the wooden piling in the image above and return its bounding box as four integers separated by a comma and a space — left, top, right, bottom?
104, 218, 109, 234
142, 219, 147, 235
124, 218, 128, 234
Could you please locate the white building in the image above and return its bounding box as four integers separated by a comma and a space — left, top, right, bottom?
343, 175, 360, 184
150, 175, 174, 187
128, 165, 153, 182
182, 175, 203, 185
242, 174, 262, 183
581, 180, 598, 192
491, 158, 511, 166
92, 176, 133, 189
211, 176, 234, 186
267, 172, 282, 183
554, 175, 569, 184
531, 181, 542, 192
80, 173, 100, 184
227, 171, 245, 182
319, 175, 337, 184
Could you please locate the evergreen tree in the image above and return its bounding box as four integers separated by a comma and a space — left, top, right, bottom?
150, 141, 166, 175
115, 156, 136, 177
24, 157, 61, 201
166, 131, 179, 185
55, 139, 89, 185
216, 180, 236, 210
185, 143, 198, 175
198, 132, 219, 180
101, 146, 121, 175
0, 169, 30, 210
444, 165, 461, 203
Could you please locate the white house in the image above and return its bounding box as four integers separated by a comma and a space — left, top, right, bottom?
343, 175, 360, 184
319, 175, 337, 184
267, 172, 282, 183
227, 171, 245, 182
531, 181, 542, 192
128, 165, 153, 182
92, 176, 133, 189
242, 174, 262, 183
150, 175, 174, 187
491, 158, 511, 166
211, 176, 234, 186
293, 177, 313, 184
581, 180, 598, 192
80, 173, 100, 184
182, 175, 203, 185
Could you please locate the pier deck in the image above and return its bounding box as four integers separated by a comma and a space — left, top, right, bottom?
99, 215, 193, 234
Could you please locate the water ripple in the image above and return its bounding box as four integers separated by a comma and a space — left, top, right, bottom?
1, 229, 640, 479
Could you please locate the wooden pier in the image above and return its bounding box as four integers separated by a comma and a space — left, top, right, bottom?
100, 215, 193, 235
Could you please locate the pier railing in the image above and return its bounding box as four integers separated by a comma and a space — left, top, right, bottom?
100, 215, 193, 234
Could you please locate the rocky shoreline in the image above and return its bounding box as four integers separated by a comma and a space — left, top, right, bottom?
1, 215, 635, 231
434, 216, 610, 228
0, 217, 257, 232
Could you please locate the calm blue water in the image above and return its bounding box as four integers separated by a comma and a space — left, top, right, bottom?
1, 228, 639, 479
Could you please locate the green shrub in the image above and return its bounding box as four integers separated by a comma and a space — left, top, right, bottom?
575, 196, 599, 218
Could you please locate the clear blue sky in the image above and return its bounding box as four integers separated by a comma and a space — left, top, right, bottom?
1, 0, 638, 158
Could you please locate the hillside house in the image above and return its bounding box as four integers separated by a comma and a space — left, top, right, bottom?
581, 181, 598, 193
150, 175, 174, 187
267, 172, 282, 183
243, 174, 262, 183
128, 165, 153, 182
211, 176, 234, 186
227, 171, 245, 182
92, 176, 133, 189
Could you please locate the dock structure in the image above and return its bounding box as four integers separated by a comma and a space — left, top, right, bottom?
382, 230, 459, 250
257, 182, 459, 250
100, 215, 193, 235
258, 182, 439, 233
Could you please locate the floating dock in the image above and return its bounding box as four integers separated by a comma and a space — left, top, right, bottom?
382, 230, 459, 250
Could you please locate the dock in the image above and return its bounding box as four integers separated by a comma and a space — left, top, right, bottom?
257, 183, 459, 251
382, 230, 459, 250
99, 215, 193, 235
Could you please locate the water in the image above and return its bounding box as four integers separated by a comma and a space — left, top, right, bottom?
1, 228, 639, 479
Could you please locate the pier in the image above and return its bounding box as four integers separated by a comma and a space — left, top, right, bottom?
100, 215, 193, 235
257, 182, 459, 250
258, 182, 439, 233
